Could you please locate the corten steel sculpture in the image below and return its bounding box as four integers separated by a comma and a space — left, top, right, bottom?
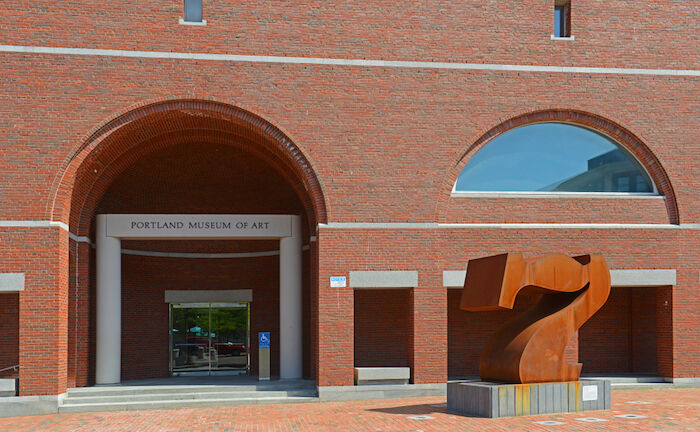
460, 253, 611, 384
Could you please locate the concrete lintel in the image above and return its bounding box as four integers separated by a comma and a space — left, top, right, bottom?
164, 289, 253, 304
444, 269, 676, 288
103, 214, 294, 239
443, 270, 467, 288
350, 271, 418, 288
317, 383, 445, 401
0, 273, 24, 292
610, 269, 676, 287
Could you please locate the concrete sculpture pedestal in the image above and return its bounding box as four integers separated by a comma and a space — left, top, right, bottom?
447, 380, 610, 418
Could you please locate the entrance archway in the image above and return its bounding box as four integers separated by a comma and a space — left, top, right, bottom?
96, 214, 303, 384
52, 99, 326, 388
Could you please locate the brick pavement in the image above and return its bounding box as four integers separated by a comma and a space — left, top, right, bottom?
0, 387, 698, 431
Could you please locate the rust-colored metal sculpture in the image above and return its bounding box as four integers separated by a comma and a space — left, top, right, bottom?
460, 253, 611, 384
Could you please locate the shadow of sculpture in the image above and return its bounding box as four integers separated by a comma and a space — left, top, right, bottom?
460, 253, 611, 384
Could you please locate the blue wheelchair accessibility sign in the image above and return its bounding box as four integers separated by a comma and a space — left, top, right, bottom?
258, 332, 270, 349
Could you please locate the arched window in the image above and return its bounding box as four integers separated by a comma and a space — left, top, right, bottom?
454, 123, 656, 194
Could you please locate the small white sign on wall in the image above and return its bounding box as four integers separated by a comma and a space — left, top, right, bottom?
330, 276, 347, 287
582, 385, 598, 401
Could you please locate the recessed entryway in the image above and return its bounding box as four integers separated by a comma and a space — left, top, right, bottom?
96, 214, 303, 384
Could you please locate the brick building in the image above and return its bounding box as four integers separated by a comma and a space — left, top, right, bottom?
0, 0, 697, 405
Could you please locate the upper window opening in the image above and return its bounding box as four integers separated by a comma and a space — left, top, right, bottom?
554, 0, 571, 37
184, 0, 203, 23
454, 123, 656, 194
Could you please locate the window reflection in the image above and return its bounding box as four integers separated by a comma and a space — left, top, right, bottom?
454, 123, 655, 193
171, 303, 249, 375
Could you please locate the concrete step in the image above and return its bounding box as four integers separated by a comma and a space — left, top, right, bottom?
61, 389, 317, 405
610, 382, 675, 389
582, 375, 665, 384
66, 384, 316, 397
58, 395, 319, 413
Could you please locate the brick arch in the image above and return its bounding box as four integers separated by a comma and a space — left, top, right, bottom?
435, 109, 679, 224
49, 98, 328, 233
71, 130, 318, 237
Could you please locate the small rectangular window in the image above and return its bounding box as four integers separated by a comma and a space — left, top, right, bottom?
554, 1, 571, 37
184, 0, 203, 23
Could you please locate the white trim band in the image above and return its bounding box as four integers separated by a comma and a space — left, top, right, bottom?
1, 44, 698, 76
1, 220, 699, 235
320, 222, 700, 230
320, 222, 438, 229
443, 269, 677, 288
438, 223, 697, 230
69, 232, 93, 244
0, 220, 69, 231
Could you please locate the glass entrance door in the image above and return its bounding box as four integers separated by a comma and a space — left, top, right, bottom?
170, 303, 250, 375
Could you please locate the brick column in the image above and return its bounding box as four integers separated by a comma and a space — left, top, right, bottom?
672, 229, 698, 379
316, 231, 354, 386
68, 240, 92, 388
410, 273, 447, 384
19, 228, 69, 396
656, 286, 674, 378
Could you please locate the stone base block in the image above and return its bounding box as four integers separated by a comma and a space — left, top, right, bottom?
447, 380, 610, 418
0, 379, 17, 397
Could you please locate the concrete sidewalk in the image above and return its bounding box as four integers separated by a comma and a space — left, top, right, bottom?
0, 387, 697, 431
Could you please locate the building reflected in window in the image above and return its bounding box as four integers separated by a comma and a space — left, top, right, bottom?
454, 122, 655, 194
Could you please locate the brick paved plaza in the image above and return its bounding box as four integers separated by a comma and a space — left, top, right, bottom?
0, 388, 697, 431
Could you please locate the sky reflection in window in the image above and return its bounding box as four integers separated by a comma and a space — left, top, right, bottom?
454, 123, 655, 193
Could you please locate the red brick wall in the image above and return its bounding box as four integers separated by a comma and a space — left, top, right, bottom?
319, 227, 685, 386
354, 289, 411, 368
1, 60, 696, 224
318, 230, 448, 386
120, 251, 291, 381
67, 241, 92, 388
443, 197, 669, 224
1, 1, 697, 395
0, 293, 19, 379
91, 142, 308, 224
0, 228, 69, 396
0, 1, 695, 68
656, 286, 674, 377
675, 231, 700, 378
579, 287, 658, 375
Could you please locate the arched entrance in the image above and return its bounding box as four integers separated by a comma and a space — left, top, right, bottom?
52, 99, 327, 387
